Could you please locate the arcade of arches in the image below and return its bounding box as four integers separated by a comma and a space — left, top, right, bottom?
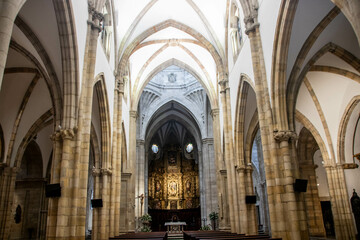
0, 0, 359, 240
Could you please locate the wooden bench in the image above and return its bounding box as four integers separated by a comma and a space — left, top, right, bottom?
183, 231, 281, 240
109, 231, 167, 240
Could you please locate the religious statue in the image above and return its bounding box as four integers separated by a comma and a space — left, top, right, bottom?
351, 189, 360, 237
186, 180, 191, 193
168, 152, 176, 165
169, 181, 177, 196
155, 181, 161, 193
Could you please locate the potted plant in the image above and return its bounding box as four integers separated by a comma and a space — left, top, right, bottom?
209, 212, 219, 230
140, 213, 152, 224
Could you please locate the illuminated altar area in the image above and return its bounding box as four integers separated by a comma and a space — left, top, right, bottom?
148, 144, 200, 210
147, 143, 201, 231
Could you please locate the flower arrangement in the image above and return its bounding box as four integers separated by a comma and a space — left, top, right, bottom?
200, 224, 211, 231
209, 212, 219, 220
140, 213, 152, 222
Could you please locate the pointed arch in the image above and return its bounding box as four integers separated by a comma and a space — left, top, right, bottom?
118, 19, 225, 81
53, 0, 80, 129
337, 95, 360, 164
288, 42, 360, 129
295, 110, 331, 165
133, 58, 218, 111
271, 0, 299, 130
13, 109, 53, 168
94, 74, 112, 169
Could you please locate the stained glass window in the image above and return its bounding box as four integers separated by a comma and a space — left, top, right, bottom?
186, 143, 193, 153
152, 144, 159, 153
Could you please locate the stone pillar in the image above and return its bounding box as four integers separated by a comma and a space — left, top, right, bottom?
255, 134, 270, 234
0, 165, 19, 239
91, 168, 101, 240
274, 130, 307, 240
210, 109, 229, 230
325, 164, 356, 239
245, 165, 257, 234
128, 110, 138, 231
202, 138, 218, 225
236, 166, 248, 233
113, 76, 124, 236
300, 164, 326, 237
100, 168, 111, 240
219, 78, 240, 233
135, 139, 145, 224
0, 0, 25, 90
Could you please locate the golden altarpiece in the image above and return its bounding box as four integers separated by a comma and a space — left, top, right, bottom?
148, 145, 199, 211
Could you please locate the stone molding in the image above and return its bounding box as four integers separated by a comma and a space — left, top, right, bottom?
92, 167, 101, 177
273, 130, 297, 143
210, 108, 220, 118
101, 168, 112, 176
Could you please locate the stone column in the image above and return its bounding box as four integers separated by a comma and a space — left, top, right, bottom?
236, 165, 248, 233
245, 165, 257, 234
210, 109, 228, 230
136, 139, 145, 223
274, 130, 307, 240
128, 110, 138, 231
91, 168, 101, 240
0, 165, 19, 239
113, 76, 124, 236
325, 164, 356, 239
300, 164, 325, 237
219, 78, 240, 233
100, 168, 112, 240
0, 0, 25, 90
255, 134, 270, 234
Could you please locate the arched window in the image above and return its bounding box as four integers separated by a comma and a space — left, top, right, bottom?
101, 0, 113, 59
230, 3, 243, 60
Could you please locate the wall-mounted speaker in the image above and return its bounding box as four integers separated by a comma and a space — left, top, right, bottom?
293, 179, 308, 192
245, 195, 257, 204
45, 183, 61, 198
91, 199, 103, 208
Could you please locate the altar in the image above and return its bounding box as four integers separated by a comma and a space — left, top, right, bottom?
164, 222, 186, 233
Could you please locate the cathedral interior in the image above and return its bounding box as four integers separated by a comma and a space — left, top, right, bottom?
0, 0, 359, 239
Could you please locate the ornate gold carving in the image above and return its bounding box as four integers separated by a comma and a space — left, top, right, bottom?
342, 163, 359, 169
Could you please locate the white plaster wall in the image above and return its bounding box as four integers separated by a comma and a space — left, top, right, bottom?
19, 0, 63, 86
36, 124, 53, 177
307, 72, 360, 162
122, 97, 130, 162
286, 0, 334, 82
296, 84, 331, 160
11, 26, 49, 80
229, 39, 254, 131
257, 0, 282, 100
95, 42, 116, 134
91, 90, 101, 149
11, 78, 52, 166
302, 13, 360, 74
244, 86, 257, 144
314, 150, 330, 198
71, 0, 89, 89
0, 73, 32, 164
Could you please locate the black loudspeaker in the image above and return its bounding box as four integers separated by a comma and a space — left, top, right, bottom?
45, 183, 61, 198
245, 195, 257, 204
293, 179, 308, 192
91, 199, 103, 208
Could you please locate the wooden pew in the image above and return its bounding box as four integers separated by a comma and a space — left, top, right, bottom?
109, 231, 167, 240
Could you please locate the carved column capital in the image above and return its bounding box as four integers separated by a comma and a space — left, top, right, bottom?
115, 74, 124, 93
87, 2, 104, 32
130, 110, 138, 119
101, 168, 112, 176
244, 5, 260, 35
136, 139, 145, 145
210, 108, 220, 118
60, 128, 77, 140
273, 130, 297, 143
92, 167, 101, 177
